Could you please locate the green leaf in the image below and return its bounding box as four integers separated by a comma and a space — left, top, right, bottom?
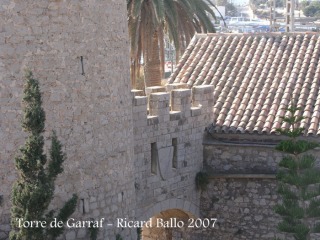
127, 0, 216, 87
279, 156, 297, 170
47, 131, 65, 180
313, 222, 320, 232
277, 184, 298, 200
276, 140, 319, 155
275, 105, 320, 240
46, 194, 78, 238
10, 71, 78, 240
293, 224, 309, 240
306, 199, 320, 218
298, 154, 316, 169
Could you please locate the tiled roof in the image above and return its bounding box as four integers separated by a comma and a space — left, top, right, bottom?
168, 33, 320, 136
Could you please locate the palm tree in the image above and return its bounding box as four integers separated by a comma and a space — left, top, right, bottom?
128, 0, 217, 88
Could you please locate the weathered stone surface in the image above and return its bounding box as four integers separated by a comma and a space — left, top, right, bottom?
133, 85, 215, 224
198, 178, 293, 240
204, 144, 282, 174
199, 141, 320, 240
0, 1, 136, 239
65, 231, 76, 240
4, 1, 315, 240
157, 146, 174, 180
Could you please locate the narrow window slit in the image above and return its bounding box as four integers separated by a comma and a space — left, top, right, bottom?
80, 56, 85, 75
151, 142, 157, 174
172, 138, 178, 168
80, 198, 86, 214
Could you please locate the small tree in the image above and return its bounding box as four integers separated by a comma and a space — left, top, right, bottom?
301, 1, 320, 17
274, 106, 320, 240
10, 71, 77, 240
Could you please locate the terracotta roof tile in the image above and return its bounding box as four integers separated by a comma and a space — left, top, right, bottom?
168, 32, 320, 136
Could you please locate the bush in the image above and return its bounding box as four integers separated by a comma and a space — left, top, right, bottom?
195, 172, 210, 191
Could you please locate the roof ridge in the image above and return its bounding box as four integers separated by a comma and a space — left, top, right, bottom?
195, 32, 320, 38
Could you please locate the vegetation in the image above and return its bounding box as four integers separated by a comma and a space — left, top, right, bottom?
88, 221, 99, 240
10, 71, 77, 240
253, 9, 283, 19
128, 0, 216, 88
195, 171, 210, 191
250, 0, 284, 9
137, 227, 142, 240
274, 106, 320, 240
116, 233, 123, 240
301, 1, 320, 17
216, 0, 239, 17
249, 0, 284, 19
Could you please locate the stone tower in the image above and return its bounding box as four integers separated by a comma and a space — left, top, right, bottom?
0, 1, 135, 239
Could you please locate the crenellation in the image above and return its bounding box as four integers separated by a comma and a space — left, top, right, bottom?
170, 111, 182, 121
145, 86, 166, 99
147, 115, 160, 126
171, 89, 192, 119
133, 85, 211, 225
191, 107, 202, 117
132, 96, 147, 106
132, 85, 215, 127
149, 92, 170, 120
166, 83, 188, 93
131, 89, 145, 97
0, 1, 285, 239
192, 85, 214, 109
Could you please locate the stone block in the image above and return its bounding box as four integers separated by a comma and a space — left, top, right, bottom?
158, 146, 174, 180
166, 83, 188, 92
133, 96, 147, 106
77, 229, 87, 239
133, 105, 146, 114
131, 89, 144, 97
191, 107, 201, 116
171, 88, 191, 98
171, 89, 191, 112
170, 111, 181, 121
149, 92, 170, 102
145, 86, 166, 99
149, 93, 170, 117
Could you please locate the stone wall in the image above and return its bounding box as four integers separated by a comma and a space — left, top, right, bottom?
5, 1, 320, 240
200, 140, 320, 240
0, 0, 218, 238
0, 1, 135, 239
200, 178, 284, 240
132, 84, 215, 221
204, 142, 282, 174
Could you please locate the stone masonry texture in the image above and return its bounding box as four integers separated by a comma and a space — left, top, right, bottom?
0, 1, 136, 239
200, 177, 286, 240
203, 143, 282, 174
0, 1, 214, 236
133, 85, 214, 222
2, 1, 320, 240
201, 141, 320, 240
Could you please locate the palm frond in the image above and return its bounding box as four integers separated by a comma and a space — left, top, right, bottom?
127, 0, 216, 87
152, 0, 165, 22
132, 0, 144, 18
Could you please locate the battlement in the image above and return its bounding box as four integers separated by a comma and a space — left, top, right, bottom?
132, 84, 214, 126
132, 84, 214, 219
